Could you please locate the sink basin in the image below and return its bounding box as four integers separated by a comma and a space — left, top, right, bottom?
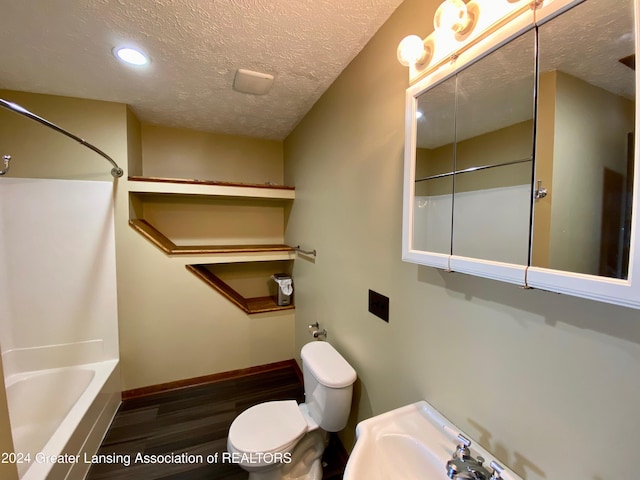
343, 401, 521, 480
375, 433, 444, 478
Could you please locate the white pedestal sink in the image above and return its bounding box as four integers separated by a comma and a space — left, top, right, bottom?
343, 401, 522, 480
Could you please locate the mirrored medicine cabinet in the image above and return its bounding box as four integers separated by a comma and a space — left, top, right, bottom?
402, 0, 640, 309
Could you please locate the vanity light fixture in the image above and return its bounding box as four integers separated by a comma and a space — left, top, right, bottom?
396, 0, 473, 68
434, 0, 472, 34
397, 0, 533, 79
113, 47, 149, 66
397, 35, 428, 67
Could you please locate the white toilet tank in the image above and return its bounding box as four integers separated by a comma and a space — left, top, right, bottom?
301, 341, 357, 432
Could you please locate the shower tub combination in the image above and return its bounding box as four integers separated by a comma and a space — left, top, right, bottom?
1, 177, 122, 480
3, 343, 120, 480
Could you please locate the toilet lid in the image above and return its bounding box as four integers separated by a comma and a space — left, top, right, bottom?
228, 400, 308, 454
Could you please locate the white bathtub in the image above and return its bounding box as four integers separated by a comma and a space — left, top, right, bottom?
4, 359, 121, 480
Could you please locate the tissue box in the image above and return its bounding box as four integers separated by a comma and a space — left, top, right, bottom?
272, 273, 293, 306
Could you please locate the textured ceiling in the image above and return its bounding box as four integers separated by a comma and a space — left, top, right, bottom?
0, 0, 403, 140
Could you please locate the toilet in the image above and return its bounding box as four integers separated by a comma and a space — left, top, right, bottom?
227, 341, 357, 480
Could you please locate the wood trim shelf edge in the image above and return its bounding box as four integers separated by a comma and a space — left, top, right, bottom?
129, 219, 295, 256
186, 264, 295, 314
128, 175, 295, 190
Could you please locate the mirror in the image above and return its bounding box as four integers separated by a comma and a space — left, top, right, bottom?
411, 28, 536, 265
404, 0, 640, 307
532, 0, 635, 280
413, 78, 456, 255
452, 30, 535, 264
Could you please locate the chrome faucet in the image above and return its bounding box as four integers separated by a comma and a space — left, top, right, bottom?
446, 434, 505, 480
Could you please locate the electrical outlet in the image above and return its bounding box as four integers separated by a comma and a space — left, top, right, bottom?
368, 290, 389, 322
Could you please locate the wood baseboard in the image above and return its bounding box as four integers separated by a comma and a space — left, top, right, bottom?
122, 359, 302, 400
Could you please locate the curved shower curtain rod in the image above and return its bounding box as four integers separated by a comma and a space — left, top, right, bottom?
0, 98, 124, 178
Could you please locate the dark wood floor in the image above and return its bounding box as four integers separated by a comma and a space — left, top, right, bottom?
86, 363, 347, 480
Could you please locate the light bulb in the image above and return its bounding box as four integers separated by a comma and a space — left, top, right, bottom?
113, 47, 149, 66
397, 35, 426, 67
434, 0, 469, 33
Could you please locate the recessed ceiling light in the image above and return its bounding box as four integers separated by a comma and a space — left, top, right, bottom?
113, 47, 149, 66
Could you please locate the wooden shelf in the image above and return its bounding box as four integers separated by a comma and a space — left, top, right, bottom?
186, 264, 295, 315
129, 219, 295, 257
128, 176, 295, 200
127, 175, 297, 307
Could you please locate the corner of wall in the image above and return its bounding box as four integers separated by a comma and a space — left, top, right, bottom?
126, 106, 142, 176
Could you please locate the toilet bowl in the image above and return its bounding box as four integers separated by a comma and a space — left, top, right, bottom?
227, 400, 311, 471
226, 341, 356, 480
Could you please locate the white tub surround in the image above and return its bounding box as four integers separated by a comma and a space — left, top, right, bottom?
0, 178, 121, 479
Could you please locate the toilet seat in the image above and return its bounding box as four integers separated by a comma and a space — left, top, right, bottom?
228, 400, 308, 455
